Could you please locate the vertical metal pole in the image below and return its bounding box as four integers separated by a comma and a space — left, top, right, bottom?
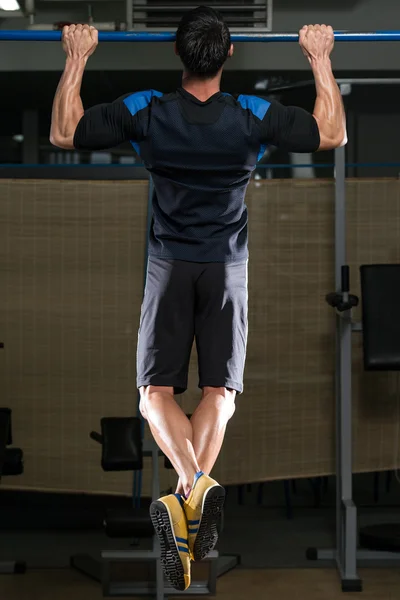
334, 86, 358, 583
132, 0, 146, 30
267, 0, 273, 30
335, 144, 344, 571
346, 108, 357, 179
254, 0, 266, 29
126, 0, 133, 30
335, 145, 346, 288
155, 552, 164, 600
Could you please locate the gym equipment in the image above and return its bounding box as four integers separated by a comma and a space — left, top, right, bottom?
2, 30, 400, 42
316, 264, 400, 590
249, 78, 400, 592
0, 405, 26, 575
306, 127, 400, 589
93, 417, 143, 472
71, 417, 239, 599
357, 266, 400, 554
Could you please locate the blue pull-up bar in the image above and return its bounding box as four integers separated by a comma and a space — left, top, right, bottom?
1, 30, 400, 42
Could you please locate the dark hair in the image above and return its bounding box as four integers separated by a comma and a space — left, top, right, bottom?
176, 6, 231, 77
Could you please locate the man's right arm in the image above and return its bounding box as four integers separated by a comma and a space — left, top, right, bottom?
300, 24, 347, 150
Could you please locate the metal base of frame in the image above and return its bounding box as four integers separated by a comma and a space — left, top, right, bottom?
307, 545, 400, 593
0, 561, 27, 575
71, 548, 239, 599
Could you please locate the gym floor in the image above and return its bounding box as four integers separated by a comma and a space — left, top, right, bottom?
1, 567, 400, 600
1, 474, 400, 598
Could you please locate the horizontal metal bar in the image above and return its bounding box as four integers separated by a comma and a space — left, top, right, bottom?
102, 551, 159, 560
2, 162, 400, 169
338, 78, 400, 84
130, 17, 267, 24
313, 549, 336, 561
0, 11, 24, 17
357, 550, 400, 561
269, 77, 400, 92
2, 30, 400, 42
132, 5, 267, 11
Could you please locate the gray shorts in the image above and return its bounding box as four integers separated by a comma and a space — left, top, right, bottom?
137, 257, 248, 394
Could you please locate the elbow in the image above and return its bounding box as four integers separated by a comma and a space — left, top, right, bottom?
333, 129, 347, 149
318, 129, 347, 151
338, 131, 348, 147
50, 133, 74, 150
49, 133, 58, 147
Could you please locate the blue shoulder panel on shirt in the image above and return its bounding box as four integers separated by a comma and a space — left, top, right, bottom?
237, 95, 271, 120
124, 90, 163, 156
123, 89, 163, 116
258, 144, 267, 162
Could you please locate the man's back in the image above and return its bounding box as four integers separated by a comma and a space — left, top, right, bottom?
74, 87, 320, 262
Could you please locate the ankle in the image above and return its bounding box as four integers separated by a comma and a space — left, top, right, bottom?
182, 480, 192, 499
181, 470, 204, 499
175, 482, 184, 496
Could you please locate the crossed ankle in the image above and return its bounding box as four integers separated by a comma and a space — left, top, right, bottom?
181, 482, 192, 499
181, 471, 204, 499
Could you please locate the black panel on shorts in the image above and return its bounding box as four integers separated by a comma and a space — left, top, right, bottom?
137, 258, 248, 394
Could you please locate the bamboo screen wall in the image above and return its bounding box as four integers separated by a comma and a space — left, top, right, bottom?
1, 178, 400, 495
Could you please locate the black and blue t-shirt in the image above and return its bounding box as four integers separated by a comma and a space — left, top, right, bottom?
74, 88, 320, 263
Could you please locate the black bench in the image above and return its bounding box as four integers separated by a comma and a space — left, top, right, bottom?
0, 407, 26, 575
358, 265, 400, 554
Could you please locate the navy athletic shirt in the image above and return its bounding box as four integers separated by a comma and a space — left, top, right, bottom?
74, 88, 320, 263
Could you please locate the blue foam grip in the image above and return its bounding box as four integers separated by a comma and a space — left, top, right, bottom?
2, 30, 400, 42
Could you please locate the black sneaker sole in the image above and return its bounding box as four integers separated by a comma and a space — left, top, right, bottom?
193, 485, 225, 561
150, 500, 186, 592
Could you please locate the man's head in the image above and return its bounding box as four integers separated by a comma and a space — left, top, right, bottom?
176, 6, 233, 78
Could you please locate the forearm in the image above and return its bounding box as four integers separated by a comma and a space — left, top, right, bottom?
311, 58, 347, 149
50, 57, 86, 149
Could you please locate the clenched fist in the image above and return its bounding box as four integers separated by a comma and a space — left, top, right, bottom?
299, 24, 334, 63
62, 24, 98, 61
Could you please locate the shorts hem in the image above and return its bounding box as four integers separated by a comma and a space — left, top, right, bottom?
137, 379, 187, 395
198, 380, 243, 394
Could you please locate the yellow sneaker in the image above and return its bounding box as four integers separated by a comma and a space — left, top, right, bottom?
183, 472, 225, 561
150, 494, 191, 591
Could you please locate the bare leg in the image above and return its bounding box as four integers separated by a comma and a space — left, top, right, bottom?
140, 385, 200, 496
175, 386, 236, 493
